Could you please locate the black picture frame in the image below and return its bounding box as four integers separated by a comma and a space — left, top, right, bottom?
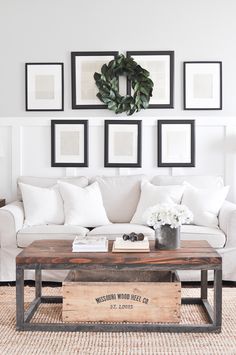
184, 61, 222, 110
126, 51, 174, 109
25, 63, 64, 111
71, 51, 119, 109
104, 120, 142, 168
51, 120, 88, 167
158, 120, 195, 167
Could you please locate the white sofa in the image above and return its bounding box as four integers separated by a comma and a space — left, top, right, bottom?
0, 174, 236, 282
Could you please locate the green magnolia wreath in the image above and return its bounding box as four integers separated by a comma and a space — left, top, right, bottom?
94, 54, 154, 116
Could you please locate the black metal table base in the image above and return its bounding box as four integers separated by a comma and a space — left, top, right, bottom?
16, 267, 222, 333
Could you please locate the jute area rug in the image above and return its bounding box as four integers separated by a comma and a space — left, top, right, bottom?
0, 286, 236, 355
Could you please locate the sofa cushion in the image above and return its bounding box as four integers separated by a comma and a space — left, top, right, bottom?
181, 225, 226, 248
87, 223, 154, 240
17, 225, 89, 248
93, 175, 146, 223
17, 176, 88, 201
152, 175, 224, 189
182, 183, 229, 228
58, 181, 110, 227
131, 181, 185, 224
19, 183, 64, 226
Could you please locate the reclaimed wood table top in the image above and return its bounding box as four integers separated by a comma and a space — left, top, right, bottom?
16, 240, 221, 269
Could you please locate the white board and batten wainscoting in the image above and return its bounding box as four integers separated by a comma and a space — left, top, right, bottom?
0, 116, 236, 203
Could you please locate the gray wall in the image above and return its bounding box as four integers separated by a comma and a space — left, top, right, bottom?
0, 0, 235, 117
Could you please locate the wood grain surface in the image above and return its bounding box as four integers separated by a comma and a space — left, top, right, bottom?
16, 240, 221, 268
62, 281, 181, 323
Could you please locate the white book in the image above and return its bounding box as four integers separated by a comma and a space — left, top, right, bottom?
72, 236, 108, 252
114, 236, 149, 250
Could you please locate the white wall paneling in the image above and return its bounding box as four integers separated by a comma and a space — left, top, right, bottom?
224, 126, 236, 202
1, 117, 236, 203
11, 126, 22, 198
0, 126, 12, 202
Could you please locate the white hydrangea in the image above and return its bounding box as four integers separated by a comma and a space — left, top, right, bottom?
143, 203, 193, 229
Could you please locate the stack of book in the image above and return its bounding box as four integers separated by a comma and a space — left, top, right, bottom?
113, 236, 150, 253
72, 236, 108, 252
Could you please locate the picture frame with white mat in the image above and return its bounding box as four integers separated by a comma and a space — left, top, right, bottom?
25, 62, 64, 111
71, 51, 118, 109
184, 61, 222, 110
158, 119, 195, 167
51, 120, 88, 167
104, 120, 142, 168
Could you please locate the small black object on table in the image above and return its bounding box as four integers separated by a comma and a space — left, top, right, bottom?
122, 232, 144, 242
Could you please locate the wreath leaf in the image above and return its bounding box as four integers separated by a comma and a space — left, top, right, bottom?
94, 54, 154, 116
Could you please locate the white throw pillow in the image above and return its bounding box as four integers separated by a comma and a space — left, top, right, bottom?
19, 183, 64, 226
93, 175, 146, 223
131, 181, 185, 224
181, 182, 230, 228
58, 181, 110, 227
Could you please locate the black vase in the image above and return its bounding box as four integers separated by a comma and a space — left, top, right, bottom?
155, 225, 180, 250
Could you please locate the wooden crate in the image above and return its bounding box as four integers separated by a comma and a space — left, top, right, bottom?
62, 270, 181, 323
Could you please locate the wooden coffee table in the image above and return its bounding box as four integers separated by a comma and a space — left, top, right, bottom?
16, 239, 222, 332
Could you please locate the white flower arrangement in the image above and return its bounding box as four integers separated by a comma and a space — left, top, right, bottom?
143, 203, 193, 229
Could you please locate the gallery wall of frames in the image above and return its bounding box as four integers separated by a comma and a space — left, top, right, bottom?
50, 119, 195, 169
25, 51, 222, 112
24, 50, 221, 174
0, 50, 228, 203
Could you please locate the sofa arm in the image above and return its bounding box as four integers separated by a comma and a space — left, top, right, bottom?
219, 200, 236, 248
0, 201, 24, 248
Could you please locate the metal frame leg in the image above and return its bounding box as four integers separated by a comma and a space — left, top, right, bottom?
35, 268, 42, 298
16, 266, 222, 333
200, 269, 214, 324
24, 268, 42, 324
214, 268, 222, 327
201, 269, 208, 300
16, 266, 24, 330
